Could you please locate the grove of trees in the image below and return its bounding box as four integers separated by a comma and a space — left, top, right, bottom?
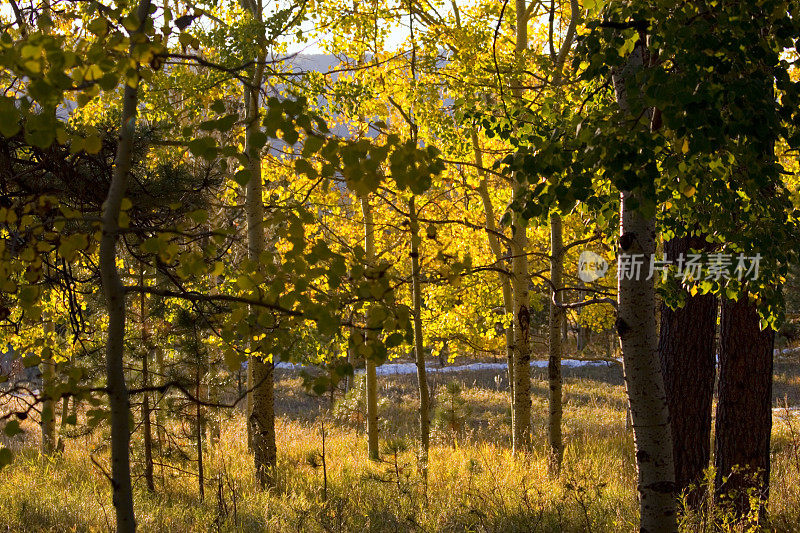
1, 0, 799, 532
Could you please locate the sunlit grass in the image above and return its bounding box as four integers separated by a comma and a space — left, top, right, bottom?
1, 365, 799, 531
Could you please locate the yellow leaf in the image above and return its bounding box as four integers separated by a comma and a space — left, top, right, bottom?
84, 64, 104, 81
21, 44, 41, 59
682, 185, 696, 198
681, 139, 689, 154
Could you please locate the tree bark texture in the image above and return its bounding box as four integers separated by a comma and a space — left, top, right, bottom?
548, 212, 563, 472
714, 296, 774, 519
658, 236, 716, 507
613, 37, 677, 533
361, 195, 380, 461
409, 197, 430, 467
243, 52, 277, 486
98, 1, 152, 529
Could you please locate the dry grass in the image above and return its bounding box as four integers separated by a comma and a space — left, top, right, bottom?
1, 361, 800, 532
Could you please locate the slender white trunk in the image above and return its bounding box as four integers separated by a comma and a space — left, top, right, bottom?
408, 197, 430, 468
242, 51, 276, 486
546, 0, 577, 473
510, 0, 532, 454
40, 317, 55, 457
547, 212, 563, 471
473, 134, 515, 421
140, 270, 154, 492
613, 38, 676, 533
361, 195, 380, 461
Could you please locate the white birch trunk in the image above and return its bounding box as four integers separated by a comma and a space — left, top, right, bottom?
613, 38, 677, 533
361, 195, 380, 461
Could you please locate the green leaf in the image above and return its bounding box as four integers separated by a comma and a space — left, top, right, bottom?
3, 420, 22, 438
295, 158, 317, 178
250, 131, 268, 149
233, 169, 252, 186
0, 447, 12, 470
188, 137, 218, 160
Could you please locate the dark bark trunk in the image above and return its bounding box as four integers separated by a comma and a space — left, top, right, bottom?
142, 348, 154, 493
99, 2, 152, 529
658, 236, 717, 507
140, 271, 154, 493
548, 212, 563, 472
196, 363, 204, 501
409, 197, 430, 471
714, 296, 773, 520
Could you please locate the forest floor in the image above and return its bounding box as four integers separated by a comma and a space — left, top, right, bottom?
2, 359, 800, 532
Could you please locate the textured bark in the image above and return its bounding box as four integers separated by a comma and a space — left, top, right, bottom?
546, 3, 578, 470
658, 236, 716, 506
409, 197, 430, 467
510, 219, 532, 453
242, 50, 277, 487
40, 320, 55, 457
473, 134, 515, 424
509, 0, 532, 455
99, 2, 151, 529
714, 296, 774, 519
613, 39, 677, 533
139, 270, 155, 493
617, 190, 676, 533
56, 394, 68, 453
576, 281, 591, 352
361, 195, 380, 461
142, 347, 155, 493
548, 212, 563, 472
196, 364, 205, 501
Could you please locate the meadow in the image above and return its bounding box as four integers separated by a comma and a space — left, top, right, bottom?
3, 361, 800, 532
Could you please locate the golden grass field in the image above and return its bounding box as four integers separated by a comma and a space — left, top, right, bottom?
2, 361, 800, 532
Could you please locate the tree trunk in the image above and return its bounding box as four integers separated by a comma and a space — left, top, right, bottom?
576, 280, 591, 352
658, 236, 716, 507
545, 0, 578, 473
242, 49, 277, 487
140, 269, 155, 492
548, 212, 564, 472
473, 134, 515, 431
40, 320, 55, 457
613, 38, 677, 533
99, 2, 151, 530
56, 394, 69, 452
361, 195, 380, 461
714, 296, 773, 520
409, 197, 430, 470
142, 347, 155, 493
155, 346, 165, 447
196, 363, 205, 501
509, 0, 533, 455
96, 5, 150, 532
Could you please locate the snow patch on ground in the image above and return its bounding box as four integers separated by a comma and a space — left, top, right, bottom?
274, 358, 620, 376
